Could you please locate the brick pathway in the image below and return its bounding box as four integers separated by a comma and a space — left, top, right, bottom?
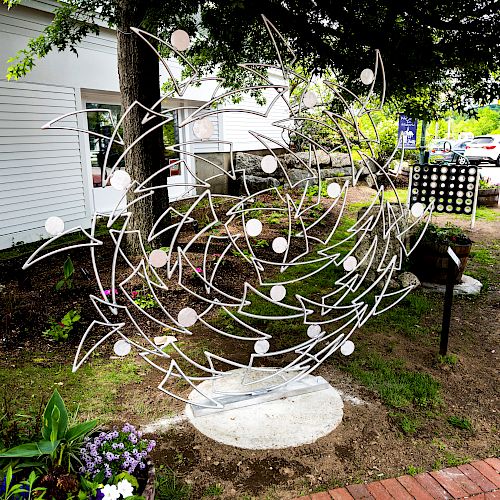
295, 458, 500, 499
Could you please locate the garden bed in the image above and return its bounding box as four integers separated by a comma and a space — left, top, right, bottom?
0, 186, 499, 499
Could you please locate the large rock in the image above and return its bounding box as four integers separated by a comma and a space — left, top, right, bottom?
287, 168, 318, 186
234, 152, 265, 176
321, 167, 353, 179
356, 158, 379, 176
280, 150, 331, 169
354, 205, 410, 283
399, 272, 420, 288
239, 175, 280, 194
329, 152, 352, 168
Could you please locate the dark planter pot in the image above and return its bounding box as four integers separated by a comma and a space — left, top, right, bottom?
478, 187, 499, 207
411, 240, 472, 285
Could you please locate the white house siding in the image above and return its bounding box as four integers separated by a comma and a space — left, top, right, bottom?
0, 80, 90, 249
0, 2, 289, 249
219, 88, 290, 152
191, 112, 222, 154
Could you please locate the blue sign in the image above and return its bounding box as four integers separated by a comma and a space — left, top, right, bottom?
398, 115, 418, 149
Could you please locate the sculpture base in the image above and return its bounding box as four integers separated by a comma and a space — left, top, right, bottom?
185, 370, 343, 449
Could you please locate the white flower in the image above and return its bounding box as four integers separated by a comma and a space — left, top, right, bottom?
116, 479, 135, 498
101, 484, 120, 500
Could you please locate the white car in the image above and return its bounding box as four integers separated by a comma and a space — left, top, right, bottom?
465, 135, 500, 167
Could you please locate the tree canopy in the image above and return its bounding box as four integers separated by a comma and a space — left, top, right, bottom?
3, 0, 499, 119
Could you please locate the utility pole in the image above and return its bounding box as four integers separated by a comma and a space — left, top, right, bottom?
419, 120, 428, 165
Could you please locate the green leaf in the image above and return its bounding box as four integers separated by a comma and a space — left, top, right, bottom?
6, 465, 13, 488
0, 440, 59, 458
55, 279, 65, 290
63, 256, 74, 279
65, 419, 98, 442
113, 471, 139, 489
42, 389, 68, 441
50, 405, 61, 443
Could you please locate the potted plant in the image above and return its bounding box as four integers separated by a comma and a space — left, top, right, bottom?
78, 423, 156, 500
478, 177, 499, 207
410, 223, 473, 284
0, 392, 156, 500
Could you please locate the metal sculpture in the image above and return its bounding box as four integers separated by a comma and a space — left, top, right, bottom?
23, 17, 432, 412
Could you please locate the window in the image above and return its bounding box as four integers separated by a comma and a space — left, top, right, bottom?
86, 103, 182, 186
86, 103, 124, 187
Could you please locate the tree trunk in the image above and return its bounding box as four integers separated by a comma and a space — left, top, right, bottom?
116, 0, 170, 255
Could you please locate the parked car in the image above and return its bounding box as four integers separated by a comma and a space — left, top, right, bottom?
428, 139, 456, 163
449, 139, 473, 165
464, 135, 500, 166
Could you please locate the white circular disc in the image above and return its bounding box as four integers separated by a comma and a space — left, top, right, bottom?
261, 155, 278, 174
254, 339, 270, 354
178, 307, 198, 328
343, 256, 357, 271
270, 285, 286, 302
45, 216, 65, 236
411, 202, 425, 218
149, 249, 168, 268
340, 340, 355, 356
307, 324, 322, 339
186, 369, 343, 449
170, 29, 190, 51
246, 219, 263, 237
327, 182, 341, 198
113, 339, 131, 357
110, 170, 131, 191
272, 237, 288, 254
360, 68, 375, 85
303, 91, 318, 108
193, 118, 214, 140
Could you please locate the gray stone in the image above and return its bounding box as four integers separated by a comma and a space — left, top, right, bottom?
399, 272, 421, 288
234, 152, 265, 176
354, 205, 410, 283
239, 175, 280, 194
281, 150, 331, 169
364, 173, 377, 189
329, 152, 352, 168
421, 275, 482, 296
356, 158, 379, 176
288, 168, 317, 186
322, 167, 353, 179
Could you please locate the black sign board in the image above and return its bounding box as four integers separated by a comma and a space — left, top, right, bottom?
409, 164, 478, 215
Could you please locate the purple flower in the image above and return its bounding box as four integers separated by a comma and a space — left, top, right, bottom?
105, 452, 117, 461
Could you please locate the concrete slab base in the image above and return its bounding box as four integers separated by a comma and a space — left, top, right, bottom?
422, 274, 482, 295
185, 371, 343, 450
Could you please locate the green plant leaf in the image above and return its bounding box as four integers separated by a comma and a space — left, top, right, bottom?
42, 389, 68, 441
65, 419, 99, 442
55, 279, 65, 290
50, 405, 61, 443
113, 471, 139, 489
0, 440, 59, 458
6, 465, 13, 488
63, 256, 74, 279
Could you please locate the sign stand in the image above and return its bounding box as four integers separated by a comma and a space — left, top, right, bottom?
470, 169, 480, 230
439, 247, 461, 356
